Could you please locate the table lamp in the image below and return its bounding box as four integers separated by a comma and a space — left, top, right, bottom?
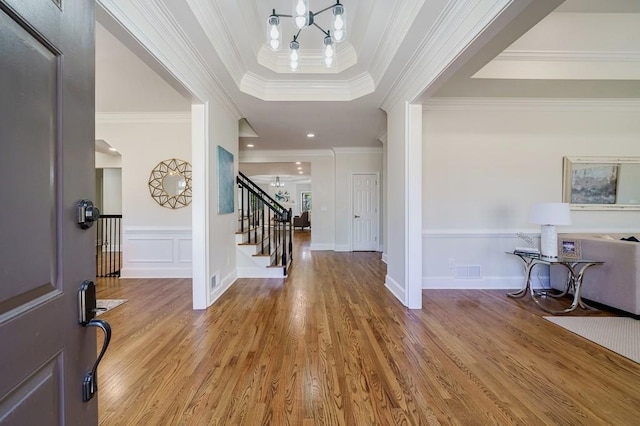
528, 202, 571, 259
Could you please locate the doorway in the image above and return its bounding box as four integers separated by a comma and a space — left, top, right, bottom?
352, 173, 380, 251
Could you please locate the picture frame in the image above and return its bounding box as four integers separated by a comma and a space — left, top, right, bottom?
300, 191, 312, 212
559, 239, 581, 259
562, 156, 640, 210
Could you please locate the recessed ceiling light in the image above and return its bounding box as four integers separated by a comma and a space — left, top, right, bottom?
246, 144, 254, 148
295, 162, 301, 165
306, 133, 315, 138
297, 167, 302, 170
108, 147, 117, 152
299, 171, 303, 174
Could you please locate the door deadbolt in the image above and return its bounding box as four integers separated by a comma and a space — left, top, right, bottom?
77, 199, 100, 229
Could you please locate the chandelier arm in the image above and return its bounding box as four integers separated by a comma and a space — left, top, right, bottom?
315, 0, 341, 16
273, 13, 293, 18
289, 29, 302, 45
314, 4, 336, 15
311, 22, 330, 37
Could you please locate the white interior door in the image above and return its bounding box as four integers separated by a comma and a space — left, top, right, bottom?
352, 173, 379, 251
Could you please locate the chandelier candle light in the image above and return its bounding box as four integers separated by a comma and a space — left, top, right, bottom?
267, 0, 347, 70
270, 176, 285, 187
528, 202, 572, 259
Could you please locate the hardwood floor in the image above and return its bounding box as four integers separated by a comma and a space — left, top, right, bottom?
96, 231, 640, 425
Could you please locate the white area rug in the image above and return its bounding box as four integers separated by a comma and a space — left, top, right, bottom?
544, 316, 640, 364
96, 299, 128, 316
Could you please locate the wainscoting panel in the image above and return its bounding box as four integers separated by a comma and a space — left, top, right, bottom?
127, 238, 174, 263
422, 231, 548, 290
177, 238, 192, 263
121, 227, 192, 278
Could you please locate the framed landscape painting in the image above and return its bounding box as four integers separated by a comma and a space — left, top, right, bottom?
569, 163, 618, 204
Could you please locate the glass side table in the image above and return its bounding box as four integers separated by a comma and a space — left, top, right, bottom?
506, 251, 604, 314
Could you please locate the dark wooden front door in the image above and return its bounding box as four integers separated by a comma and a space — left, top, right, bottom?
0, 0, 97, 424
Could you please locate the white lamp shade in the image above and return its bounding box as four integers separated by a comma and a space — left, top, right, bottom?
528, 202, 571, 226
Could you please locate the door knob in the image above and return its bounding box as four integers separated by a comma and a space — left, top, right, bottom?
77, 199, 100, 229
354, 215, 360, 218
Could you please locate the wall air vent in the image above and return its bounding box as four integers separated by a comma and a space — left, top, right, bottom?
455, 265, 482, 279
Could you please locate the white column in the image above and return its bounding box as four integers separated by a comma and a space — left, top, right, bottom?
384, 101, 423, 309
192, 103, 210, 309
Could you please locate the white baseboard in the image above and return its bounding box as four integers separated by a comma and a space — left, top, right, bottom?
120, 267, 191, 278
381, 252, 388, 264
385, 274, 405, 305
310, 243, 335, 251
334, 244, 351, 252
208, 270, 237, 307
422, 276, 549, 290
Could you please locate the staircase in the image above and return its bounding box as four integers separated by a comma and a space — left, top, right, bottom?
236, 172, 293, 278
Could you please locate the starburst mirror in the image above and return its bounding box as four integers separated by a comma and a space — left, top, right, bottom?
148, 158, 192, 209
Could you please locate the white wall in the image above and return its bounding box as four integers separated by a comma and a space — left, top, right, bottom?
102, 168, 122, 215
206, 102, 239, 305
422, 99, 640, 289
94, 152, 123, 215
96, 152, 122, 168
96, 114, 192, 278
240, 149, 385, 253
334, 148, 383, 251
240, 150, 336, 251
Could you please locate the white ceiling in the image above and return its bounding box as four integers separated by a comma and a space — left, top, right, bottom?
96, 0, 640, 158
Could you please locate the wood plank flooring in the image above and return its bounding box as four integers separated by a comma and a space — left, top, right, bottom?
96, 231, 640, 425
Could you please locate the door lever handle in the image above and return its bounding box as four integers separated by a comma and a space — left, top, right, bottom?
82, 319, 111, 402
354, 215, 360, 218
78, 280, 112, 402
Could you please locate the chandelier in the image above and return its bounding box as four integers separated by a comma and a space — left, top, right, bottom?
270, 176, 285, 187
267, 0, 347, 71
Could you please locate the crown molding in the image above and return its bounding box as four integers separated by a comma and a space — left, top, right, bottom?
97, 0, 242, 119
258, 43, 358, 74
423, 98, 640, 112
377, 131, 387, 144
332, 147, 383, 155
368, 0, 427, 85
240, 150, 336, 162
185, 0, 246, 85
497, 50, 640, 63
379, 0, 463, 110
96, 112, 192, 124
239, 118, 258, 138
380, 0, 511, 111
240, 72, 374, 101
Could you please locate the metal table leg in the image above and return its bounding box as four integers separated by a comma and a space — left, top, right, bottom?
507, 256, 536, 298
537, 262, 601, 315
